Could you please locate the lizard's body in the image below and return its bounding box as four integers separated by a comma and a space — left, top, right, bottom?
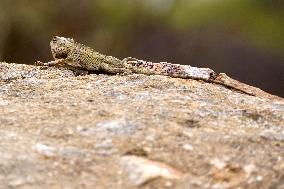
39, 36, 216, 81
36, 36, 274, 97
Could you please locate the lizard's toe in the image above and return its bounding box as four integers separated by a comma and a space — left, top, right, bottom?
35, 61, 49, 70
35, 61, 44, 66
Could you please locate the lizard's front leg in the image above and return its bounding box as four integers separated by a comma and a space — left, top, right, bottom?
36, 59, 66, 66
36, 59, 88, 75
36, 58, 83, 70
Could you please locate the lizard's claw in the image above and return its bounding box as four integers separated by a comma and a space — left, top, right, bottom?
35, 61, 44, 66
35, 61, 49, 70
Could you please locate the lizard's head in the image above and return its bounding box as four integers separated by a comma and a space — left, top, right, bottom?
50, 36, 75, 59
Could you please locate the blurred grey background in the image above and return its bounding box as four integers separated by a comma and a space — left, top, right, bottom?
0, 0, 283, 96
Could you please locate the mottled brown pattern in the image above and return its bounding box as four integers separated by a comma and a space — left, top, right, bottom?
36, 36, 280, 98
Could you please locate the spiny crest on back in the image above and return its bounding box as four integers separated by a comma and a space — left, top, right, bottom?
73, 39, 96, 54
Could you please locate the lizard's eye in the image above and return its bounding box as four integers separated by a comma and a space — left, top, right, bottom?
52, 37, 57, 42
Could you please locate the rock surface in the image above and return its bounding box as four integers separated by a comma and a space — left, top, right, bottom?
0, 62, 283, 189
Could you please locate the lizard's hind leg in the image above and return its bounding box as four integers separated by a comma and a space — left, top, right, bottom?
100, 64, 133, 75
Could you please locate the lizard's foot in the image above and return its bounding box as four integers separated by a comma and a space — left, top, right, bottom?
35, 59, 66, 67
35, 61, 50, 70
35, 61, 45, 66
35, 61, 54, 67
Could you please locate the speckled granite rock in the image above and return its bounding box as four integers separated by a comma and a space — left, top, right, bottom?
0, 62, 283, 189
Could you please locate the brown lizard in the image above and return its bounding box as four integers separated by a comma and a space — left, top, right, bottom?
36, 36, 276, 98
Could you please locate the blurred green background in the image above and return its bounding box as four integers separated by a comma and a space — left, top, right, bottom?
0, 0, 283, 96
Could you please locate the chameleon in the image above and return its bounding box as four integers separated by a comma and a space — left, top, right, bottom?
36, 36, 274, 97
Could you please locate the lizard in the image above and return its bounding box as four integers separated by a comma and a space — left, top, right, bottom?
35, 36, 274, 98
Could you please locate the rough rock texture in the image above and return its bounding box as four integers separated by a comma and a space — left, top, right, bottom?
0, 62, 283, 189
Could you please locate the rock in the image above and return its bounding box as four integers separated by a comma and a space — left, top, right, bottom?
260, 130, 284, 141
0, 62, 283, 189
34, 143, 56, 157
95, 119, 143, 135
182, 144, 194, 151
120, 155, 183, 186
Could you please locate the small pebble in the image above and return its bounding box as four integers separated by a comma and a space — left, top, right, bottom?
34, 143, 56, 157
182, 144, 193, 151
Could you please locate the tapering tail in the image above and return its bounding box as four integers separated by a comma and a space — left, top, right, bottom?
122, 57, 217, 81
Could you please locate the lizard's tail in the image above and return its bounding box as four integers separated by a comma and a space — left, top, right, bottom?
122, 57, 217, 81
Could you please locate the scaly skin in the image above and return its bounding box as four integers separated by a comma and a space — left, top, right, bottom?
36, 36, 278, 98
39, 36, 129, 74
37, 36, 216, 81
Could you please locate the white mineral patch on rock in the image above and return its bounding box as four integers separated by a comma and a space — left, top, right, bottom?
120, 155, 183, 186
34, 143, 56, 157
